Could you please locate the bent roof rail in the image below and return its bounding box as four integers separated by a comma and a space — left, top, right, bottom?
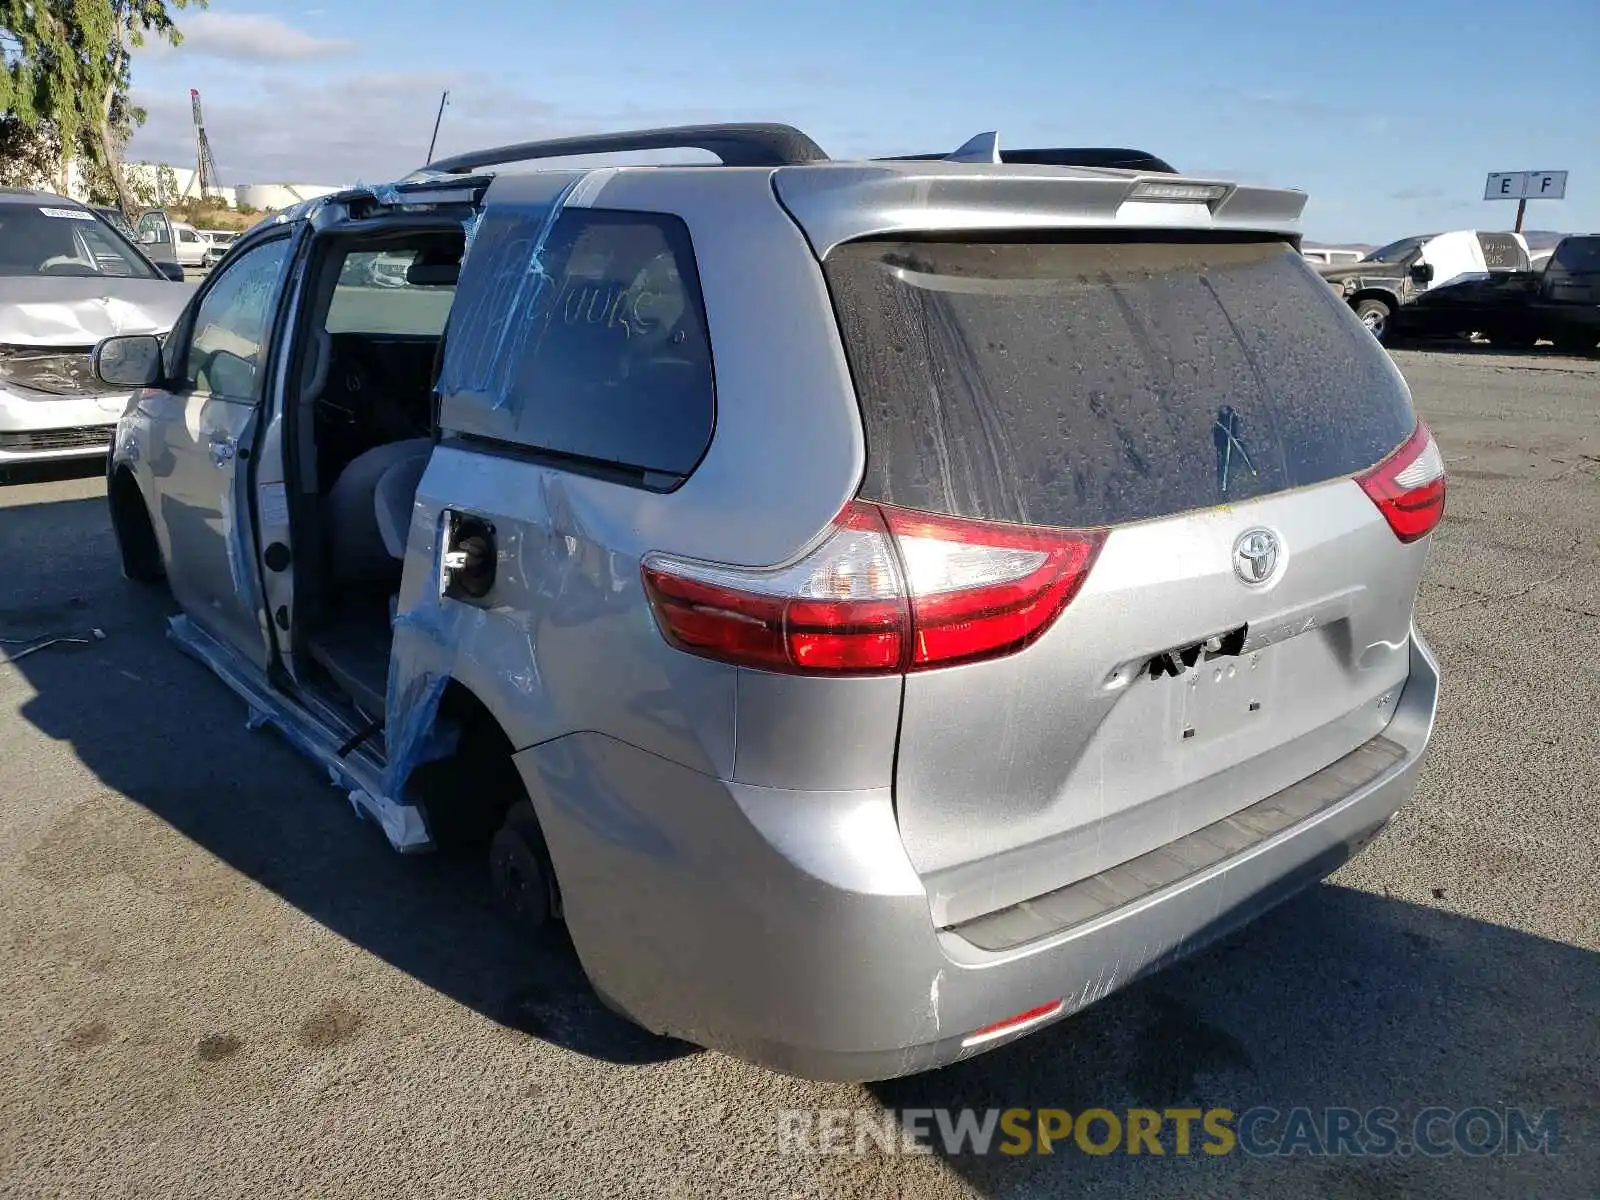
880, 147, 1179, 173
419, 123, 830, 176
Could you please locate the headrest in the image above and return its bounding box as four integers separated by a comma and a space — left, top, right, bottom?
406, 246, 460, 286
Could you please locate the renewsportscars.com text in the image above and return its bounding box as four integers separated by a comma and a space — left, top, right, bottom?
777, 1106, 1561, 1158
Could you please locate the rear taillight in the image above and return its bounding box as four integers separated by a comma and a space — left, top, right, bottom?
1356, 421, 1447, 543
640, 501, 1105, 676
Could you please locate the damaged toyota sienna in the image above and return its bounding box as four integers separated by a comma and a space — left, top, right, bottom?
93, 124, 1445, 1082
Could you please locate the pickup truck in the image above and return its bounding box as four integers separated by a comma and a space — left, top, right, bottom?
1533, 234, 1600, 353
1317, 229, 1533, 344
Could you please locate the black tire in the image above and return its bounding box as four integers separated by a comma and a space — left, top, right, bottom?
1553, 330, 1598, 356
108, 475, 165, 584
1354, 298, 1392, 343
490, 800, 557, 935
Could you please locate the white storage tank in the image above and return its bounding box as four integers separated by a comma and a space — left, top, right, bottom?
235, 182, 345, 212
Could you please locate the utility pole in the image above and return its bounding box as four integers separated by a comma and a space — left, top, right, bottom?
1514, 197, 1527, 233
426, 90, 449, 165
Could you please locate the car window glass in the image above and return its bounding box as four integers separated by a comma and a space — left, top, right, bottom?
824, 237, 1416, 530
138, 213, 170, 244
326, 249, 456, 336
0, 206, 156, 278
1364, 236, 1426, 264
184, 237, 293, 400
439, 208, 715, 481
1552, 238, 1600, 271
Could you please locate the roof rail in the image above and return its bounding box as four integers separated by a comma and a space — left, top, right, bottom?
418, 123, 829, 176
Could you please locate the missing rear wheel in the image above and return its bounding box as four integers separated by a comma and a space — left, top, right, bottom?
489, 801, 557, 934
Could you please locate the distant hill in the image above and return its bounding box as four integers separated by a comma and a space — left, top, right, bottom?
1520, 230, 1566, 252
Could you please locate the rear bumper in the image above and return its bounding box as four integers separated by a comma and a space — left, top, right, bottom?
516, 631, 1440, 1083
0, 385, 123, 463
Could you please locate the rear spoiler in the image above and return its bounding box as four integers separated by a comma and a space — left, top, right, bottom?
877, 130, 1177, 174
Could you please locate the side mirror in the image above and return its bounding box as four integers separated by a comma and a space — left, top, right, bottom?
156, 261, 187, 282
93, 334, 165, 389
1411, 262, 1435, 283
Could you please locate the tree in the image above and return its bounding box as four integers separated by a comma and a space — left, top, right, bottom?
0, 0, 202, 212
0, 114, 63, 190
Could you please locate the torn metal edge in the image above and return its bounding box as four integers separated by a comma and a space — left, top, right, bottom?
166, 613, 432, 853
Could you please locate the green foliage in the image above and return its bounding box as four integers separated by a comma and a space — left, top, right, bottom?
0, 1, 205, 210
0, 113, 63, 189
122, 159, 180, 207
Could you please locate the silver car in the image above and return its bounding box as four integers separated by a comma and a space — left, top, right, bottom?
0, 190, 191, 470
94, 124, 1445, 1082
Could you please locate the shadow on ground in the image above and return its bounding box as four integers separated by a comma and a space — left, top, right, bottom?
866, 886, 1598, 1197
5, 487, 1598, 1199
1393, 336, 1598, 361
2, 489, 691, 1071
0, 456, 108, 489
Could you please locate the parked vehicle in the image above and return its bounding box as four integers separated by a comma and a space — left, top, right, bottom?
133, 208, 212, 272
166, 221, 210, 269
0, 190, 191, 469
1317, 229, 1531, 343
1302, 247, 1364, 267
92, 205, 138, 241
1531, 234, 1600, 353
93, 123, 1444, 1082
200, 229, 240, 269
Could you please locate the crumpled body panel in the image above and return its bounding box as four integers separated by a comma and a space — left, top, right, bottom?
0, 277, 192, 347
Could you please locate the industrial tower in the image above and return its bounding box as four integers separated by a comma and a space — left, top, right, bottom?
191, 88, 222, 199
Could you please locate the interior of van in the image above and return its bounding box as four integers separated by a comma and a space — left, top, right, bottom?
287, 225, 465, 724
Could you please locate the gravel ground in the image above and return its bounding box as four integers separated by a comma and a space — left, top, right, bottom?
0, 347, 1596, 1200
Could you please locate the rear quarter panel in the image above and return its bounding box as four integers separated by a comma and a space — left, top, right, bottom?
392, 168, 874, 781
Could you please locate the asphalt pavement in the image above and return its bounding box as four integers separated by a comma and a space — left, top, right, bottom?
1, 348, 1596, 1199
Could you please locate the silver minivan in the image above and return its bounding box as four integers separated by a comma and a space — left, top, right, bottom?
95, 124, 1445, 1082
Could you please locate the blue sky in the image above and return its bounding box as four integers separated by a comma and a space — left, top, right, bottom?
128, 0, 1598, 243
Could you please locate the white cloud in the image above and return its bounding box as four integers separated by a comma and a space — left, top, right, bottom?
126, 71, 731, 186
172, 12, 355, 61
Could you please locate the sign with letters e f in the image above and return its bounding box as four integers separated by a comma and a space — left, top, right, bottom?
1484, 171, 1568, 201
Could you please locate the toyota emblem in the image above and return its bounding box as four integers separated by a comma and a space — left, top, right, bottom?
1233, 528, 1281, 586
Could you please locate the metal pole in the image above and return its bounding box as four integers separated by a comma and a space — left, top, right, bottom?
426, 91, 449, 164
1514, 196, 1527, 233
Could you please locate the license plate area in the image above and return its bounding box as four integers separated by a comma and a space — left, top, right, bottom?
1174, 644, 1279, 748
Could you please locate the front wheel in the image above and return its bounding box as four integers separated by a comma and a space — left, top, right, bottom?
1354, 298, 1392, 343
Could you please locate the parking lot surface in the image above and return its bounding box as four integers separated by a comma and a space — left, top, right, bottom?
1, 348, 1596, 1199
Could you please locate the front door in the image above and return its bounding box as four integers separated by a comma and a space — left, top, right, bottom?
135, 210, 179, 269
146, 234, 296, 669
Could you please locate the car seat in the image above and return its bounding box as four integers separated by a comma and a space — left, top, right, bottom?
324, 437, 433, 585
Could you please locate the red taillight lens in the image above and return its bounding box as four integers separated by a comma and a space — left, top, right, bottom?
640, 501, 1105, 676
641, 501, 909, 674
1356, 421, 1447, 543
878, 504, 1105, 671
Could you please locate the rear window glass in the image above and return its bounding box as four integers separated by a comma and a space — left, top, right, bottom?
439, 207, 714, 482
327, 249, 456, 336
1551, 238, 1600, 271
823, 236, 1417, 529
